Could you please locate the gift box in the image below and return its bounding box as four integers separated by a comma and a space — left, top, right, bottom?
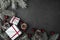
10, 16, 20, 25
5, 25, 22, 40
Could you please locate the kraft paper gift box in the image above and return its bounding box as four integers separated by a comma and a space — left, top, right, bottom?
10, 16, 20, 25
5, 25, 22, 40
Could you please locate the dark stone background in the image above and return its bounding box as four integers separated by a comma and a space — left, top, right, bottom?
9, 0, 60, 34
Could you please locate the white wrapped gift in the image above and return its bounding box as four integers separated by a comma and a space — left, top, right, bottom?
10, 16, 20, 25
5, 25, 22, 40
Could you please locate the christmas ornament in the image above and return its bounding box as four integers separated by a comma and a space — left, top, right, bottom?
50, 31, 55, 35
31, 28, 36, 32
4, 15, 9, 19
21, 23, 27, 31
40, 29, 45, 33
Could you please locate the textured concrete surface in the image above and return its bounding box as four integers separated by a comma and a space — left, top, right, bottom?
9, 0, 60, 33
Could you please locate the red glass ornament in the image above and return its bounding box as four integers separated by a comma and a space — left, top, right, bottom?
4, 15, 9, 19
50, 31, 55, 35
32, 28, 35, 32
40, 29, 45, 33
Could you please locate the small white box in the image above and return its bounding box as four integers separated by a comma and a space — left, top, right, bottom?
5, 25, 22, 40
10, 16, 20, 25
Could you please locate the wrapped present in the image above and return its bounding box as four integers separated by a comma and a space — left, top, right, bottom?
10, 16, 20, 25
5, 25, 22, 40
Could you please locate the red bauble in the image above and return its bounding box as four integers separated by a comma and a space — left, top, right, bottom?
32, 28, 35, 32
4, 15, 9, 19
50, 31, 55, 35
40, 29, 45, 33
